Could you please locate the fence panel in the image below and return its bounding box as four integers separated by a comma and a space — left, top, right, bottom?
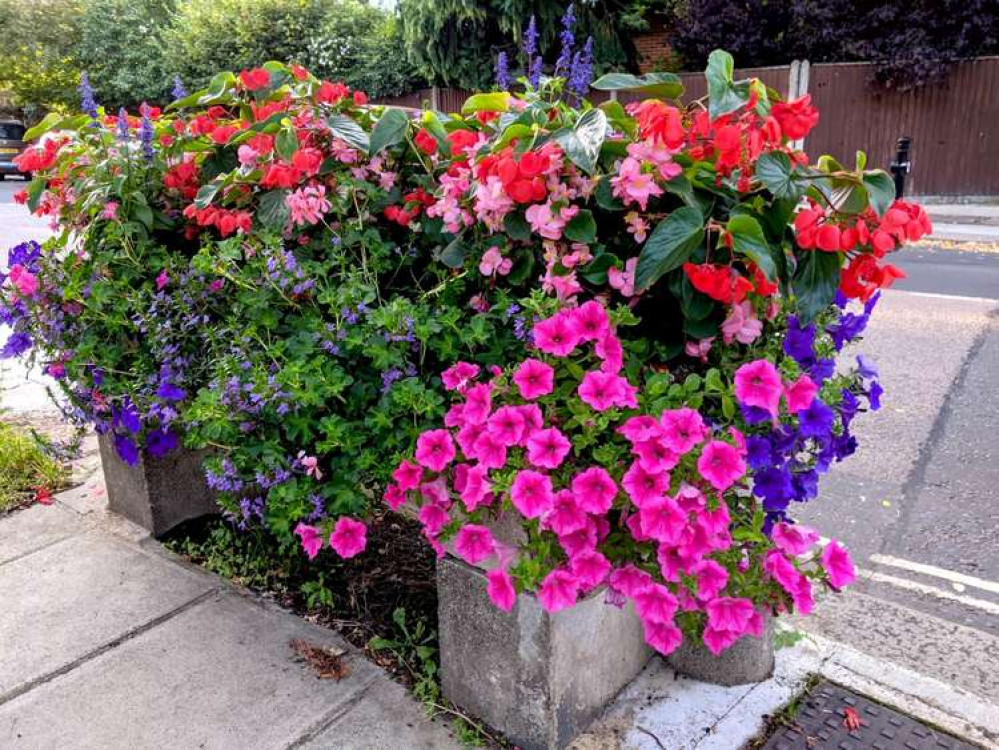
804, 57, 999, 196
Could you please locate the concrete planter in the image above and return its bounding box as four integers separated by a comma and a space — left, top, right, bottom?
437, 556, 653, 750
97, 434, 217, 537
667, 617, 775, 686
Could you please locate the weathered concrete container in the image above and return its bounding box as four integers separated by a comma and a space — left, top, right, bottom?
98, 434, 217, 537
667, 617, 775, 686
437, 556, 653, 750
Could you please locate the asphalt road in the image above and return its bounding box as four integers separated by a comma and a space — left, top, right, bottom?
1, 180, 998, 704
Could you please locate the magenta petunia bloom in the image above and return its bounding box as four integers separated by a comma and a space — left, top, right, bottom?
414, 429, 456, 472
383, 483, 406, 510
487, 568, 517, 612
820, 539, 856, 589
638, 496, 685, 544
471, 430, 508, 469
571, 466, 618, 514
569, 300, 611, 342
418, 503, 450, 536
538, 569, 579, 613
442, 361, 480, 392
463, 383, 493, 425
570, 549, 611, 588
632, 438, 680, 475
454, 524, 496, 565
487, 405, 528, 447
696, 440, 746, 491
526, 427, 571, 469
617, 415, 663, 443
784, 374, 818, 414
705, 596, 755, 633
660, 407, 708, 454
772, 522, 819, 556
643, 619, 683, 655
457, 463, 491, 512
702, 625, 742, 655
733, 359, 783, 416
763, 550, 814, 615
294, 522, 323, 559
595, 331, 624, 374
510, 469, 555, 519
329, 517, 367, 559
608, 565, 653, 598
633, 582, 679, 625
391, 460, 423, 490
545, 490, 588, 536
532, 312, 581, 357
692, 559, 729, 600
623, 460, 670, 507
512, 358, 555, 400
577, 370, 628, 411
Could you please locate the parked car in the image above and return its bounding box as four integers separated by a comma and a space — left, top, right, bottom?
0, 120, 28, 179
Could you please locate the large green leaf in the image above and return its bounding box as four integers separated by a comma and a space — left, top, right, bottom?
728, 214, 777, 280
564, 209, 596, 244
369, 108, 410, 155
863, 170, 896, 216
755, 152, 802, 201
327, 114, 369, 154
437, 236, 467, 268
194, 182, 221, 209
591, 72, 684, 100
275, 126, 299, 161
792, 250, 842, 322
461, 92, 511, 114
635, 207, 705, 290
555, 108, 608, 174
258, 189, 291, 232
705, 50, 751, 120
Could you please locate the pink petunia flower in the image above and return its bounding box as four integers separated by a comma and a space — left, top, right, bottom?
8, 265, 38, 297
512, 358, 555, 400
294, 522, 323, 559
784, 374, 818, 414
471, 430, 508, 469
414, 429, 456, 472
442, 361, 480, 392
633, 583, 679, 625
457, 463, 491, 512
617, 415, 663, 444
692, 559, 729, 600
733, 359, 783, 416
571, 467, 618, 514
763, 550, 814, 615
578, 370, 631, 412
623, 460, 670, 507
417, 503, 450, 536
638, 496, 686, 544
705, 596, 755, 633
820, 539, 856, 589
329, 517, 367, 559
537, 569, 579, 613
454, 524, 496, 565
608, 565, 653, 598
660, 408, 708, 454
643, 620, 683, 655
570, 549, 611, 589
544, 490, 589, 536
462, 383, 492, 425
383, 484, 406, 511
392, 459, 424, 491
487, 405, 528, 447
632, 439, 679, 475
702, 626, 741, 655
526, 427, 572, 470
510, 469, 555, 519
772, 522, 820, 556
697, 441, 746, 491
569, 300, 611, 342
595, 331, 624, 373
532, 312, 581, 357
487, 568, 517, 612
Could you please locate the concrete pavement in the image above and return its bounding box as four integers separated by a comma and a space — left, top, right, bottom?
926, 204, 999, 244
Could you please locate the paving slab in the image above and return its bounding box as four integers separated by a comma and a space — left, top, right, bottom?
0, 591, 440, 750
0, 531, 214, 700
0, 504, 81, 565
301, 675, 460, 749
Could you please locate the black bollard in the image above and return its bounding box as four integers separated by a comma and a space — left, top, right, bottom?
890, 136, 911, 199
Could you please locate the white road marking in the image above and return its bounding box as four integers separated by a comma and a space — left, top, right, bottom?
894, 290, 999, 304
869, 553, 999, 596
858, 570, 999, 615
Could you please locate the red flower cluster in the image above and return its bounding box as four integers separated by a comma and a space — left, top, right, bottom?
238, 68, 271, 91
683, 263, 754, 304
385, 189, 436, 227
14, 139, 62, 173
795, 199, 932, 256
840, 255, 905, 302
478, 146, 554, 204
770, 95, 820, 140
182, 204, 252, 237
632, 100, 685, 149
163, 162, 200, 201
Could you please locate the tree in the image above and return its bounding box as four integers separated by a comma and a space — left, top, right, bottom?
398, 0, 646, 90
78, 0, 176, 110
0, 0, 84, 114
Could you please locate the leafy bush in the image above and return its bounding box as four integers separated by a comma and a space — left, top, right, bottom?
5, 42, 931, 656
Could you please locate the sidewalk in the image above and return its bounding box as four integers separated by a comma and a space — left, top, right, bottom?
925, 204, 999, 244
0, 495, 461, 749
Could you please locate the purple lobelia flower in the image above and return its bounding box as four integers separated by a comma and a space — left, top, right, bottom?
568, 36, 594, 98
79, 72, 99, 120
554, 4, 576, 77
139, 107, 155, 161
495, 51, 512, 90
172, 74, 187, 100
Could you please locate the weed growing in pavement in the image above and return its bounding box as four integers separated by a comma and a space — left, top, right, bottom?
0, 421, 68, 511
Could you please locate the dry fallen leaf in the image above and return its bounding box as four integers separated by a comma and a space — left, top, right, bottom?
289, 639, 350, 681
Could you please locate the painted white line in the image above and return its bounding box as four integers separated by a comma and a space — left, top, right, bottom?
869, 553, 999, 596
858, 570, 999, 616
894, 290, 999, 304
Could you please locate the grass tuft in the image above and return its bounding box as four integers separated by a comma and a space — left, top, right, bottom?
0, 421, 68, 512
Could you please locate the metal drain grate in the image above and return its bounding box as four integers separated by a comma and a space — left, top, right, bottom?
760, 681, 980, 750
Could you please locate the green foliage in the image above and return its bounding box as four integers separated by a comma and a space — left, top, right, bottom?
0, 422, 68, 512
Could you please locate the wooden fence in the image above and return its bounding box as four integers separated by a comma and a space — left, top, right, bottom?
374, 56, 999, 197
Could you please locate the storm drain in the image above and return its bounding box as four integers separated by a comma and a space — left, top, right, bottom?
759, 681, 980, 750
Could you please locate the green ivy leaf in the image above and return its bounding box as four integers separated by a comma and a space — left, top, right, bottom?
635, 207, 705, 290
728, 214, 778, 280
327, 114, 369, 154
792, 250, 842, 322
564, 209, 596, 244
863, 170, 896, 216
369, 108, 410, 155
705, 49, 751, 120
755, 152, 801, 201
591, 72, 684, 100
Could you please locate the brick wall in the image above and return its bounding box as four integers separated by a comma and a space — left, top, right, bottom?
632, 20, 675, 73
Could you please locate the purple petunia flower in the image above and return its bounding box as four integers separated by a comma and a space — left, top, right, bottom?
156, 381, 187, 401
0, 331, 32, 359
114, 433, 140, 467
146, 428, 179, 459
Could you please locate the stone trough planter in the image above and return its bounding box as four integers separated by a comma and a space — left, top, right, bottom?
97, 434, 217, 537
667, 617, 775, 686
437, 555, 653, 750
